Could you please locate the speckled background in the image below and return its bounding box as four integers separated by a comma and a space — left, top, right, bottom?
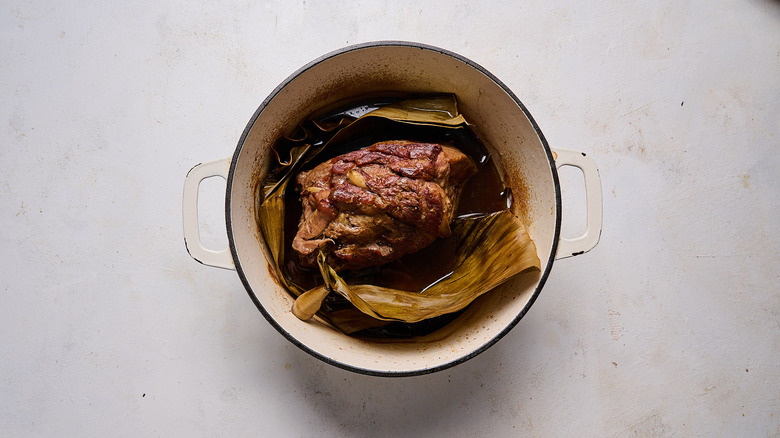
2, 1, 778, 436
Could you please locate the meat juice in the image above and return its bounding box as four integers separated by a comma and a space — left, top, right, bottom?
277, 97, 511, 338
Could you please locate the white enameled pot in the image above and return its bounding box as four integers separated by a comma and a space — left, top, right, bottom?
182, 41, 602, 376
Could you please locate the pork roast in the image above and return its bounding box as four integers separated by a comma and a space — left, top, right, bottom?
292, 140, 476, 271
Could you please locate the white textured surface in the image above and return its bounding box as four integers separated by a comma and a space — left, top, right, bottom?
2, 1, 779, 436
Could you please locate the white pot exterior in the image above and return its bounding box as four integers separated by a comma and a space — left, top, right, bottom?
184, 42, 601, 376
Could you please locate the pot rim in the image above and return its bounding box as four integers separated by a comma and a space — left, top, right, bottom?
224, 40, 562, 377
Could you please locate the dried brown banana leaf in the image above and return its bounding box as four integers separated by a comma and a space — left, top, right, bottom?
313, 210, 540, 323
257, 95, 469, 297
257, 94, 539, 332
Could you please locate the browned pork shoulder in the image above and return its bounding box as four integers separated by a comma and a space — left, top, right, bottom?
292, 140, 476, 271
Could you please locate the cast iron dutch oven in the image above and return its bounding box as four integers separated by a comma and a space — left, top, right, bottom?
183, 41, 602, 376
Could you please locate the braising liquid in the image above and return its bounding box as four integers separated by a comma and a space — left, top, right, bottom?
277, 97, 511, 338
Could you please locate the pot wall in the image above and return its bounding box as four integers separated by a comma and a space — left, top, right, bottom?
226, 43, 559, 375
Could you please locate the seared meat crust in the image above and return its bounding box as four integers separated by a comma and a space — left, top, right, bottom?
292, 140, 476, 271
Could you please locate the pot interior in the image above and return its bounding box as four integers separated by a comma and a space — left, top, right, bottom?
227, 43, 558, 375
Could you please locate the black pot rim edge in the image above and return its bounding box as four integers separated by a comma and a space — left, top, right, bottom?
224, 40, 562, 378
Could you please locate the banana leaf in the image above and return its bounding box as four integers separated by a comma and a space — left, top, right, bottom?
257, 94, 540, 333
312, 210, 539, 323
258, 95, 469, 297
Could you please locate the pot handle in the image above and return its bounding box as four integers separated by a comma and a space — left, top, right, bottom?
552, 148, 603, 260
182, 158, 235, 270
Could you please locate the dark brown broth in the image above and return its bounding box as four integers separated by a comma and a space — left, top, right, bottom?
278, 97, 510, 338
